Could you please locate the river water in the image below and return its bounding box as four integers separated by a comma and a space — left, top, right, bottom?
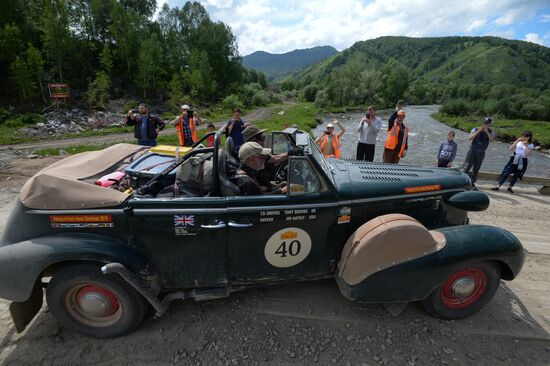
313, 105, 550, 177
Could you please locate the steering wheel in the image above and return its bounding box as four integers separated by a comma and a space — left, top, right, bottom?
274, 160, 288, 184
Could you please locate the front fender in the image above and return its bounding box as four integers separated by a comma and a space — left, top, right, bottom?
336, 225, 525, 303
0, 233, 157, 302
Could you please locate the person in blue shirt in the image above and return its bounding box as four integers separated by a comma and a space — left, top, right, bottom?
125, 103, 165, 146
225, 109, 246, 153
436, 130, 458, 167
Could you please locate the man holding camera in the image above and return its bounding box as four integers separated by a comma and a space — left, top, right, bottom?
125, 102, 165, 147
173, 104, 197, 147
464, 117, 495, 190
356, 105, 382, 161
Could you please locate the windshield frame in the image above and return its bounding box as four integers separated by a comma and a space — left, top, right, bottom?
307, 134, 335, 185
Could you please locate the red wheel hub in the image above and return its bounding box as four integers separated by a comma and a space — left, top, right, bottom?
440, 268, 487, 308
76, 285, 120, 317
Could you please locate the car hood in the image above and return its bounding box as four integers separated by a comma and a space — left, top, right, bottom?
330, 159, 471, 199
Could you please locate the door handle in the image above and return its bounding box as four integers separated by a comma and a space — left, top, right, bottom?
228, 221, 253, 228
200, 221, 227, 229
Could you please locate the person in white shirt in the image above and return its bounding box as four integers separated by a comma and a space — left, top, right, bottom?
491, 131, 535, 193
356, 105, 382, 161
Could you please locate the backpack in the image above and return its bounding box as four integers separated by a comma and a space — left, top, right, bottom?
176, 152, 214, 196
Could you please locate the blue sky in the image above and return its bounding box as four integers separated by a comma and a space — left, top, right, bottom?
159, 0, 550, 55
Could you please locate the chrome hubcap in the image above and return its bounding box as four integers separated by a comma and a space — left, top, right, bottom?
78, 291, 114, 317
450, 277, 475, 298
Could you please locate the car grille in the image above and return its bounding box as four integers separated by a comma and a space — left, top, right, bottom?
354, 164, 435, 182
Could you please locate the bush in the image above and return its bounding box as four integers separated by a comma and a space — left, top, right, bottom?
520, 103, 546, 120
221, 94, 244, 111
302, 85, 318, 102
314, 89, 330, 109
0, 108, 11, 123
86, 71, 111, 108
250, 90, 270, 106
440, 99, 469, 116
3, 113, 41, 128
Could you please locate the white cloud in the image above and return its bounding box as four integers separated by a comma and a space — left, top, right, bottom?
541, 14, 550, 22
157, 1, 549, 55
466, 19, 487, 32
525, 33, 546, 46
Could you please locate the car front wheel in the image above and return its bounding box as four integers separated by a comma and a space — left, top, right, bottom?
46, 263, 148, 338
421, 262, 501, 319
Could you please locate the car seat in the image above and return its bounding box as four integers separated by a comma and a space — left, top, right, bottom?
218, 149, 240, 196
224, 136, 240, 177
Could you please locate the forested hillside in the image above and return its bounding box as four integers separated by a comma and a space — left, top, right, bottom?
242, 46, 337, 80
0, 0, 272, 116
282, 36, 550, 120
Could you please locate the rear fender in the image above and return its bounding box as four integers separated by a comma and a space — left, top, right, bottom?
336, 225, 525, 303
0, 233, 158, 303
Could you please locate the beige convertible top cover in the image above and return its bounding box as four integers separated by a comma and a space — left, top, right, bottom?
19, 143, 147, 209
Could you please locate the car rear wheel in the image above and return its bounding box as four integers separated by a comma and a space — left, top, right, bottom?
421, 262, 501, 319
46, 263, 148, 338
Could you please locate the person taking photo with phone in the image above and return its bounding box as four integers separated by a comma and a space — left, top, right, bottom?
125, 102, 165, 147
356, 105, 382, 161
491, 131, 534, 193
463, 117, 495, 190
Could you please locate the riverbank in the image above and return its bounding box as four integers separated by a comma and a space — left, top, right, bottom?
432, 113, 550, 150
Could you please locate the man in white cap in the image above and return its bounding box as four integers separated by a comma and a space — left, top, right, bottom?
315, 119, 345, 158
233, 142, 288, 195
173, 104, 197, 147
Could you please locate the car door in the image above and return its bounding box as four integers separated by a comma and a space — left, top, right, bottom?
127, 196, 228, 289
226, 156, 339, 285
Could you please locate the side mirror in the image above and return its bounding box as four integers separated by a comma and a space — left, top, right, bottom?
295, 133, 309, 147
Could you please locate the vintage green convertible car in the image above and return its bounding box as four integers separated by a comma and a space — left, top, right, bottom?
0, 127, 524, 338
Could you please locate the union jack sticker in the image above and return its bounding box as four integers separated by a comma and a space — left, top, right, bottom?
174, 215, 195, 227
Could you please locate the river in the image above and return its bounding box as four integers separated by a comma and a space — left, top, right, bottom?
313, 105, 550, 177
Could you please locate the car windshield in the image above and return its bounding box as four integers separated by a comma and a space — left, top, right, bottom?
307, 135, 333, 180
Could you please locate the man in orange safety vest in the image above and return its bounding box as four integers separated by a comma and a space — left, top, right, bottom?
174, 104, 197, 147
383, 109, 409, 164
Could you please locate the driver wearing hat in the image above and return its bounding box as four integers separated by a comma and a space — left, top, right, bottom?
233, 142, 288, 195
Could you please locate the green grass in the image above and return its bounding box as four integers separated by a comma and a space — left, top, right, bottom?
432, 113, 550, 148
253, 102, 319, 132
33, 144, 112, 156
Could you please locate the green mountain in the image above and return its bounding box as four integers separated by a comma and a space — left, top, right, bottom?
290, 36, 550, 91
242, 46, 337, 80
284, 36, 550, 121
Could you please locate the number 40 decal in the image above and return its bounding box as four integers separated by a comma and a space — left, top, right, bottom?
265, 228, 312, 268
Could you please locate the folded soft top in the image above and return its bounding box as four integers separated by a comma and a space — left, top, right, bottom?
19, 143, 147, 209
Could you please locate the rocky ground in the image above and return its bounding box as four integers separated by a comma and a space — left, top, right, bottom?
0, 153, 549, 365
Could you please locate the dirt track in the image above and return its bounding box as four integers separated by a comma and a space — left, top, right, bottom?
0, 155, 549, 365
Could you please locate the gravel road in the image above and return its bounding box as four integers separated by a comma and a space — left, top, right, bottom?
0, 155, 549, 365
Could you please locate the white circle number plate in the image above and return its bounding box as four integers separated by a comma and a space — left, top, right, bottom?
264, 228, 312, 268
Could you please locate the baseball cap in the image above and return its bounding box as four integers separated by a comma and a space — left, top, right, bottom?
180, 104, 190, 110
243, 124, 267, 142
239, 142, 271, 161
483, 117, 492, 123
